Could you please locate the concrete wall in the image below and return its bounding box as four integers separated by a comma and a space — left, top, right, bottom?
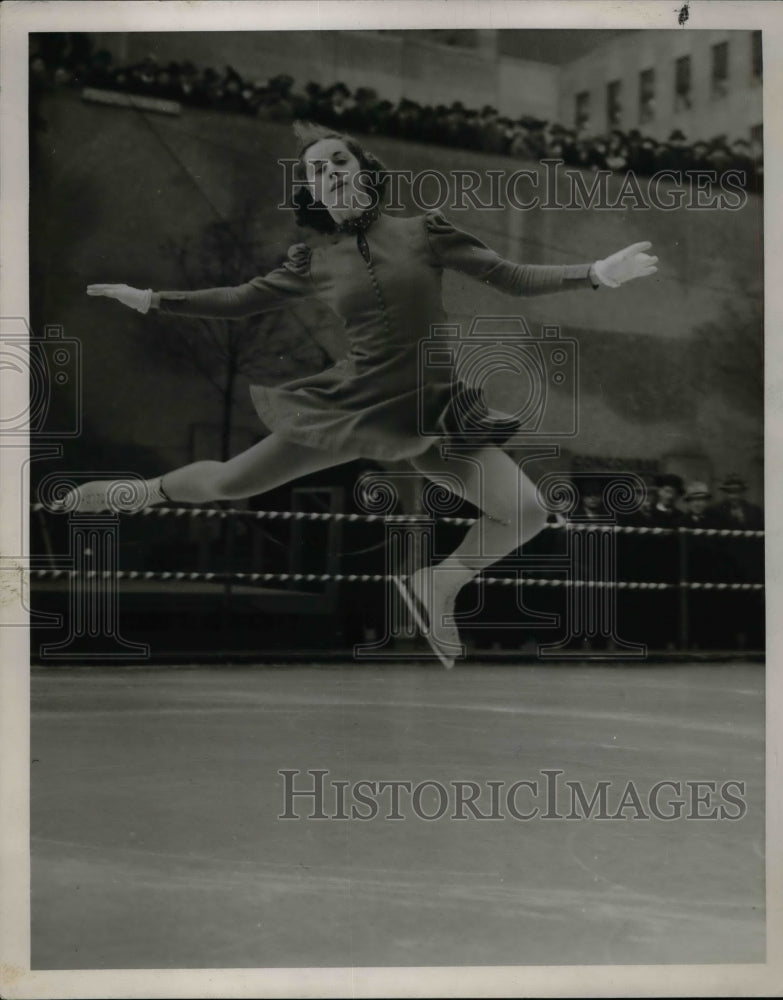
559, 29, 762, 141
30, 92, 763, 500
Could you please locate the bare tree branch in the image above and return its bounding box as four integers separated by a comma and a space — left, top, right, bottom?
138, 210, 336, 456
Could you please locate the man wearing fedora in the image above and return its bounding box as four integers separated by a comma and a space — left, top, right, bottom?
709, 474, 764, 530
708, 474, 764, 650
682, 481, 720, 529
681, 482, 721, 648
646, 474, 684, 649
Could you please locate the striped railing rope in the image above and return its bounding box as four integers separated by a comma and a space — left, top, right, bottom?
29, 568, 764, 592
30, 503, 765, 539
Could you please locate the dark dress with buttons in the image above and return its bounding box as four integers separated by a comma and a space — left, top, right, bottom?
156, 210, 595, 461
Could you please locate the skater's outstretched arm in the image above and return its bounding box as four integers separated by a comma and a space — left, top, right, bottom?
423, 210, 658, 297
86, 243, 315, 319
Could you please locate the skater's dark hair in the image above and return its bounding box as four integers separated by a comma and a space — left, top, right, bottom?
291, 120, 389, 234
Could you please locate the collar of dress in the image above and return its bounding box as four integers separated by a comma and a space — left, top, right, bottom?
333, 206, 381, 236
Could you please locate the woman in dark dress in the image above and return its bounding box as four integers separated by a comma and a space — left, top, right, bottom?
71, 122, 657, 665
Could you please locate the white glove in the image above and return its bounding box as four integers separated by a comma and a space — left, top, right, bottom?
86, 284, 153, 314
592, 242, 658, 288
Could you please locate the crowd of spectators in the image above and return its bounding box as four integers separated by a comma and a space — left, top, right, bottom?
570, 471, 764, 530
467, 467, 764, 653
556, 470, 764, 651
30, 33, 763, 190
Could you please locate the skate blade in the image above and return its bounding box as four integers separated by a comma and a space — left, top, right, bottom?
393, 575, 462, 670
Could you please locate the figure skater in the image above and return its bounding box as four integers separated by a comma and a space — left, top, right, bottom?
68, 121, 657, 666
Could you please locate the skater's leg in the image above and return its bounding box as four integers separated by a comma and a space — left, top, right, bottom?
161, 435, 360, 502
61, 434, 362, 512
414, 445, 548, 566
406, 445, 548, 659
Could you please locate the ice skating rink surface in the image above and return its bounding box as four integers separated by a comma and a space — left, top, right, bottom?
31, 660, 764, 969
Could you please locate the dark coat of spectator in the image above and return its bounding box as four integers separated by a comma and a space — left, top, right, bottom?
709, 474, 764, 529
681, 481, 721, 529
648, 474, 685, 528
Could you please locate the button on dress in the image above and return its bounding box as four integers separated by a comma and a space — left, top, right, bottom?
157, 211, 595, 461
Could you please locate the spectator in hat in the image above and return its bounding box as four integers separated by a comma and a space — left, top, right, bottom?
395, 98, 422, 141
605, 131, 629, 171
617, 476, 653, 528
687, 140, 711, 173
522, 121, 550, 160
652, 140, 673, 172
479, 105, 504, 155
616, 475, 655, 647
646, 473, 684, 649
268, 73, 295, 98
218, 66, 247, 113
325, 82, 355, 126
371, 98, 395, 136
682, 481, 720, 528
429, 103, 450, 145
709, 474, 763, 529
192, 66, 220, 109
496, 116, 515, 156
572, 478, 608, 520
350, 87, 379, 134
508, 122, 531, 159
680, 482, 723, 648
749, 130, 763, 193
254, 83, 294, 122
153, 64, 181, 102
302, 81, 330, 122
564, 478, 612, 650
708, 474, 764, 649
560, 128, 580, 167
173, 61, 198, 104
129, 54, 158, 94
648, 473, 684, 528
584, 138, 608, 171
681, 481, 719, 577
729, 139, 754, 187
663, 129, 688, 172
706, 135, 732, 174
635, 136, 658, 176
463, 108, 482, 150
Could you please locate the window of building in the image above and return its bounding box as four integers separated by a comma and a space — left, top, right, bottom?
674, 55, 691, 112
712, 40, 729, 97
639, 68, 655, 124
606, 80, 622, 128
751, 31, 762, 82
575, 90, 591, 132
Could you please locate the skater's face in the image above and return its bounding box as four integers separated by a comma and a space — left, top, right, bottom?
657, 485, 678, 507
304, 138, 370, 217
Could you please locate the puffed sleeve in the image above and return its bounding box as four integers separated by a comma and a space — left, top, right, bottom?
423, 211, 596, 297
153, 243, 315, 318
